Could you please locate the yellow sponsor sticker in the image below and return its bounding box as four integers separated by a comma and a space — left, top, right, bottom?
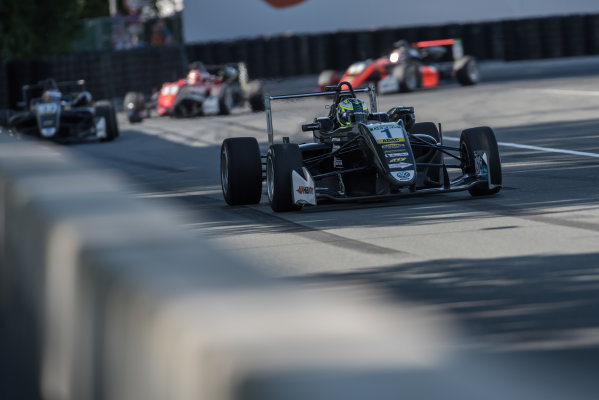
377, 138, 405, 143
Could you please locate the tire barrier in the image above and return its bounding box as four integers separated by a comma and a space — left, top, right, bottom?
0, 60, 9, 109
563, 15, 587, 57
295, 35, 312, 76
586, 14, 599, 54
0, 136, 467, 400
247, 38, 266, 79
355, 30, 376, 61
462, 23, 488, 60
280, 35, 297, 77
515, 19, 543, 60
541, 18, 565, 58
2, 13, 599, 107
309, 33, 331, 74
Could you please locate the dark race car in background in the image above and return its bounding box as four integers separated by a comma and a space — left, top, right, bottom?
124, 62, 265, 123
0, 78, 119, 143
220, 81, 501, 212
318, 38, 479, 94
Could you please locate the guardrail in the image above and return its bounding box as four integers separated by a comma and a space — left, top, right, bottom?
0, 136, 459, 400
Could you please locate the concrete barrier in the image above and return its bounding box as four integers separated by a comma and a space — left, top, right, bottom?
0, 136, 458, 400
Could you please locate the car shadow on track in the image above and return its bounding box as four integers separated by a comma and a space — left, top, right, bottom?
290, 252, 599, 391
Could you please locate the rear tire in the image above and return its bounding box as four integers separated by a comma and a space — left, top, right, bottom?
123, 91, 145, 123
455, 56, 479, 86
221, 137, 263, 205
95, 101, 119, 141
248, 81, 265, 112
460, 126, 502, 196
266, 144, 303, 212
410, 122, 442, 187
218, 84, 234, 115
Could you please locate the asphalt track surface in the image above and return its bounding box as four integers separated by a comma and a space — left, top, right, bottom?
53, 57, 599, 396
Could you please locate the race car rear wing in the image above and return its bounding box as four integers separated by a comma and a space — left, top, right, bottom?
20, 79, 86, 109
414, 38, 464, 61
265, 86, 377, 146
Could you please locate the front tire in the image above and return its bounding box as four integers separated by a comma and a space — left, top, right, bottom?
266, 144, 303, 212
393, 62, 420, 92
460, 126, 502, 196
221, 137, 262, 205
95, 101, 119, 141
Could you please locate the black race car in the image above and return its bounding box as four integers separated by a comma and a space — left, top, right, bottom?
1, 78, 119, 142
220, 82, 501, 212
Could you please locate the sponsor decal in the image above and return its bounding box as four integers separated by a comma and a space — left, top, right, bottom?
262, 0, 306, 8
385, 152, 409, 157
389, 162, 413, 169
393, 170, 414, 182
292, 167, 317, 206
297, 185, 314, 195
381, 143, 406, 150
474, 151, 489, 180
377, 138, 404, 144
37, 103, 59, 115
388, 157, 407, 163
369, 123, 397, 131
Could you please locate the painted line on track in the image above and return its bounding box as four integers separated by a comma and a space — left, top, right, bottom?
443, 137, 599, 159
521, 88, 599, 97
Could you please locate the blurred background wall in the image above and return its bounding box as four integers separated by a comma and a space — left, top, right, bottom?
2, 1, 599, 109
183, 0, 599, 42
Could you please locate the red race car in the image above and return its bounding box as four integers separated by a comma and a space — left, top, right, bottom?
318, 38, 479, 94
124, 62, 265, 123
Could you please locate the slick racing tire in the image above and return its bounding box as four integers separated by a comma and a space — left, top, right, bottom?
410, 122, 442, 187
123, 91, 145, 123
218, 84, 234, 115
267, 143, 303, 212
460, 126, 502, 196
221, 137, 262, 205
248, 80, 265, 112
455, 56, 479, 86
393, 61, 420, 92
95, 101, 120, 141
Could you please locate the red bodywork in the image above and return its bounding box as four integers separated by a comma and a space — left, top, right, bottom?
337, 57, 390, 90
156, 79, 186, 116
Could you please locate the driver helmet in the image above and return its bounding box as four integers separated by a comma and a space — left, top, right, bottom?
42, 89, 61, 102
186, 69, 203, 85
337, 97, 369, 126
